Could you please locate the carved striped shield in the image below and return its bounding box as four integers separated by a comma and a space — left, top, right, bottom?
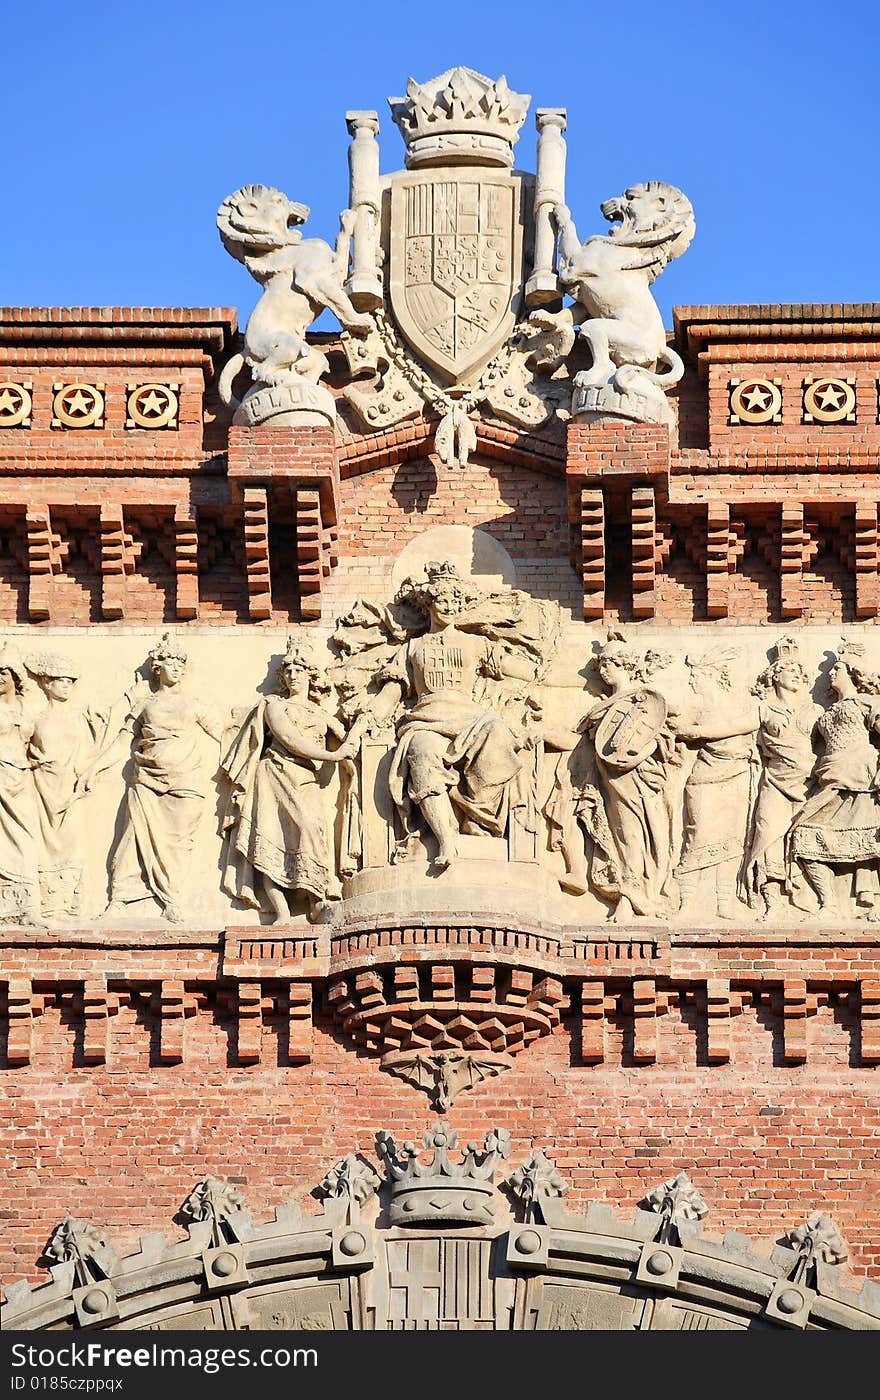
388, 169, 528, 383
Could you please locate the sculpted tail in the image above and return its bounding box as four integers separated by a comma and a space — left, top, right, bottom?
217, 352, 246, 410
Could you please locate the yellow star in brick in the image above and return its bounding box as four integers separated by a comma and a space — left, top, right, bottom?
136, 389, 169, 416
741, 383, 772, 411
63, 388, 96, 416
815, 383, 846, 411
0, 387, 23, 414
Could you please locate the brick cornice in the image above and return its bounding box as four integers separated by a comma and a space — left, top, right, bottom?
0, 307, 237, 364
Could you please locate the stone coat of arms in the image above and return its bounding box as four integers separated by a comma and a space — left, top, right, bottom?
389, 168, 529, 382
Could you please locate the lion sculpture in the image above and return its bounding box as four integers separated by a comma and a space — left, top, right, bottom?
552, 183, 695, 425
216, 184, 373, 419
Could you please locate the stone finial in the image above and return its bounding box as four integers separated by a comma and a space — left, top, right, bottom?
181, 1177, 248, 1247
786, 1212, 849, 1269
506, 1150, 568, 1223
318, 1154, 381, 1209
45, 1218, 115, 1287
643, 1171, 709, 1242
389, 67, 530, 168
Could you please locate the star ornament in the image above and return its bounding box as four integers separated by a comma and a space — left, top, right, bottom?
730, 378, 782, 424
137, 389, 169, 416
127, 382, 178, 429
63, 388, 96, 416
53, 382, 103, 427
803, 377, 855, 423
0, 381, 31, 427
741, 384, 772, 412
815, 383, 846, 411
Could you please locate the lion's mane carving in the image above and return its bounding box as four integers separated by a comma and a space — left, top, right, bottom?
216, 184, 372, 415
553, 182, 695, 425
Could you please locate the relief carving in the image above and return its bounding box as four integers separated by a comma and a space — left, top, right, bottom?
2, 618, 880, 928
0, 644, 42, 925
743, 639, 822, 918
790, 643, 880, 918
381, 1048, 513, 1112
333, 560, 562, 872
377, 1122, 510, 1226
573, 633, 680, 920
6, 1153, 875, 1334
220, 638, 360, 922
102, 635, 226, 924
675, 649, 758, 922
26, 652, 121, 919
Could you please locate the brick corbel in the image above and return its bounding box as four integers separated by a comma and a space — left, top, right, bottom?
25, 506, 66, 620
782, 979, 817, 1064
630, 486, 658, 618
780, 502, 805, 619
52, 979, 122, 1066
286, 981, 313, 1064
151, 980, 196, 1065
859, 979, 880, 1065
854, 502, 879, 618
577, 486, 605, 619
705, 502, 731, 619
565, 421, 670, 618
227, 424, 339, 621
174, 504, 200, 620
679, 978, 744, 1065
236, 981, 263, 1065
580, 978, 607, 1064
99, 504, 141, 620
2, 978, 47, 1067
81, 979, 120, 1065
627, 978, 668, 1065
242, 487, 272, 621
294, 487, 326, 620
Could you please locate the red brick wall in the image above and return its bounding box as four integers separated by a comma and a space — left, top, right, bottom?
3, 994, 878, 1287
329, 452, 581, 616
2, 304, 879, 1309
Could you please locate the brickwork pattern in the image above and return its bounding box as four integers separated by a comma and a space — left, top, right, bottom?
1, 302, 879, 1309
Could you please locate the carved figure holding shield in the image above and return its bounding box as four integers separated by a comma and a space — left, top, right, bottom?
578, 633, 679, 920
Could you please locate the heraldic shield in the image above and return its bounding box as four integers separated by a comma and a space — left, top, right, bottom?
389, 168, 530, 383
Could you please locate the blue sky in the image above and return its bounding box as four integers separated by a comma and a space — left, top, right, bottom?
4, 0, 879, 325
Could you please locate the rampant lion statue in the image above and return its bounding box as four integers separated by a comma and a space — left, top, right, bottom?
552, 182, 695, 424
216, 184, 373, 411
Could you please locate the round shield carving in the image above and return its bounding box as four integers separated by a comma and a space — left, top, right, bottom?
593, 688, 667, 773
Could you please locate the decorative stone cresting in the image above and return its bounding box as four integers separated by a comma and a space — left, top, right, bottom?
4, 1151, 877, 1332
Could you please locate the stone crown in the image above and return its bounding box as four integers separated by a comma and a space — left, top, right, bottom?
389, 67, 531, 169
377, 1123, 510, 1226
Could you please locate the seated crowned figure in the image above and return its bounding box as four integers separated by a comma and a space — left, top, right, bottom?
333, 561, 561, 870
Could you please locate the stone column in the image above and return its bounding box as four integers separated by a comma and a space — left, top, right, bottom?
525, 108, 567, 305
345, 110, 383, 310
